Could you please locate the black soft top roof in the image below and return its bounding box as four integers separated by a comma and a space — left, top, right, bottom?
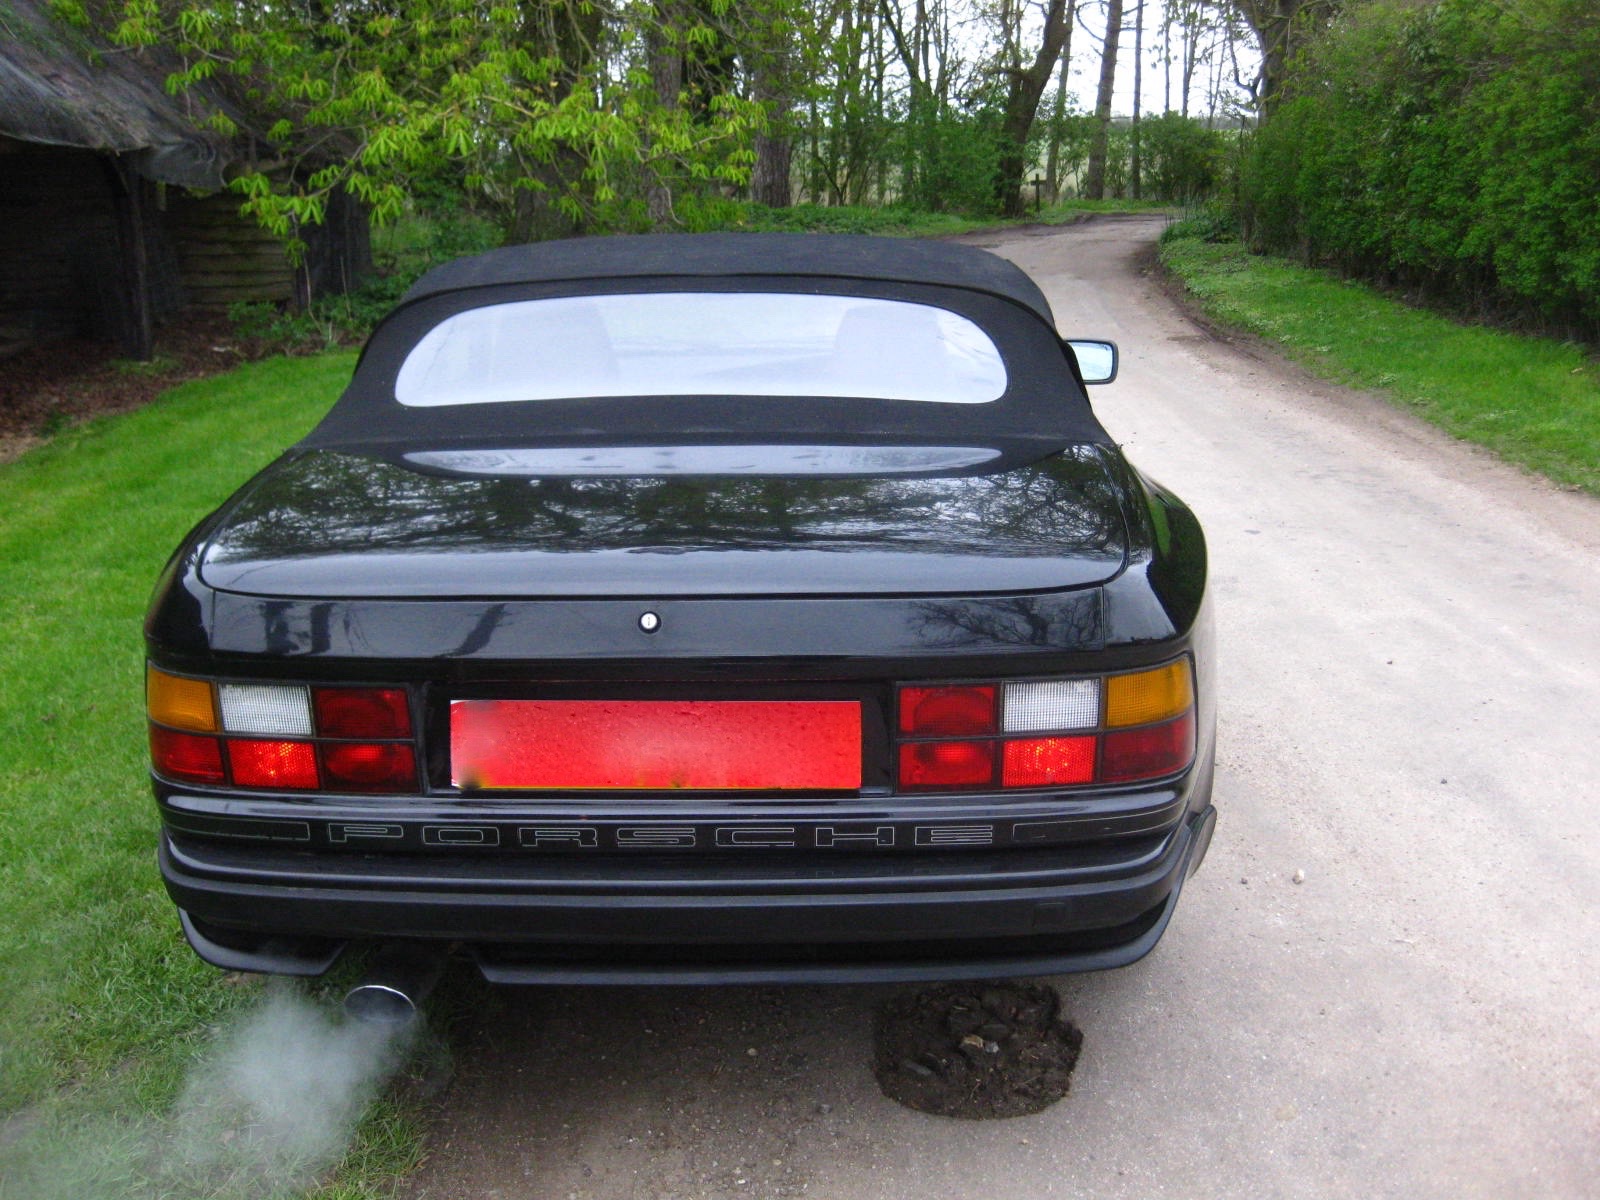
402, 232, 1057, 326
301, 232, 1109, 452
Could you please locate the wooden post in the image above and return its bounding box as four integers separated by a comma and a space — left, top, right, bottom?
108, 155, 154, 360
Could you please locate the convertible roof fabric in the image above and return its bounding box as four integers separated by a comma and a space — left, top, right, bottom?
401, 233, 1056, 326
302, 234, 1111, 452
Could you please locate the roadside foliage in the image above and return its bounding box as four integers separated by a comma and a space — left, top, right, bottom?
1242, 0, 1600, 337
72, 0, 1239, 246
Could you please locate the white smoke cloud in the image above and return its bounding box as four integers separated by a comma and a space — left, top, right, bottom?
0, 982, 417, 1200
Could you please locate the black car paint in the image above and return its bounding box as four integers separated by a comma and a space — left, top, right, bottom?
195, 443, 1129, 599
144, 235, 1215, 984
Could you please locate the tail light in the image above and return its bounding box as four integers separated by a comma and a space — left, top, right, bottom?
147, 667, 418, 793
896, 659, 1196, 792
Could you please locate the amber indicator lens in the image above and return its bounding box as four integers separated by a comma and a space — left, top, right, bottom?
1106, 660, 1193, 728
452, 699, 862, 791
147, 667, 217, 733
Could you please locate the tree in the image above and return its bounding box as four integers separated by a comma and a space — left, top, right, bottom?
747, 8, 800, 206
1083, 0, 1125, 198
1041, 5, 1079, 199
1130, 0, 1145, 196
1216, 0, 1340, 106
993, 0, 1075, 215
107, 0, 768, 242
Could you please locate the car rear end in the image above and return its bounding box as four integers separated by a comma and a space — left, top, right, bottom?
143, 235, 1215, 984
146, 478, 1215, 984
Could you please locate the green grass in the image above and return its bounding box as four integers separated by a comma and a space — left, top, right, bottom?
0, 352, 429, 1197
1159, 232, 1600, 494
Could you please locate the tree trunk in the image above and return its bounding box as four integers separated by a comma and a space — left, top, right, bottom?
751, 133, 793, 208
1162, 2, 1173, 113
749, 25, 794, 207
1182, 10, 1199, 118
1228, 0, 1341, 108
509, 0, 602, 241
1083, 0, 1124, 200
647, 11, 684, 228
1131, 0, 1144, 199
1043, 4, 1077, 202
994, 0, 1073, 216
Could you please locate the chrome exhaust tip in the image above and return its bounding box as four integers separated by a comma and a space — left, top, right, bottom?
343, 944, 447, 1026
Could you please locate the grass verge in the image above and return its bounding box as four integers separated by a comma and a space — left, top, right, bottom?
0, 352, 429, 1198
1158, 231, 1600, 495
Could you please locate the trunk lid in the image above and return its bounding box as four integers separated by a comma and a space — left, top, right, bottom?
198, 443, 1128, 599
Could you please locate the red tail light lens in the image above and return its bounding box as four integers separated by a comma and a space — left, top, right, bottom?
148, 667, 420, 795
322, 742, 417, 791
897, 686, 995, 736
898, 740, 996, 790
314, 688, 411, 738
1001, 736, 1096, 787
150, 726, 225, 784
228, 740, 319, 789
1101, 712, 1196, 783
895, 660, 1196, 794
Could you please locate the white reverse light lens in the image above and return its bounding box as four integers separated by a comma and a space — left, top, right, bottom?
1003, 679, 1100, 733
218, 684, 314, 736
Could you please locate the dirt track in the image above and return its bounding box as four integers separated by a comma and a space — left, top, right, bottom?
401, 216, 1600, 1200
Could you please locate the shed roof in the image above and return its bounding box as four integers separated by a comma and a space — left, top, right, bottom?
0, 0, 238, 188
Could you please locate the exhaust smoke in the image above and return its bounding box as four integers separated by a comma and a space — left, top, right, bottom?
0, 981, 420, 1199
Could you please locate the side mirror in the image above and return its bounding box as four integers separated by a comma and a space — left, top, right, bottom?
1064, 339, 1119, 385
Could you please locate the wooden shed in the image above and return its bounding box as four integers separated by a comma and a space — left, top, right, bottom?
0, 0, 368, 359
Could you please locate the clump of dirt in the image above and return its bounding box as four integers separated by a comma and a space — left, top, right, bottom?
872, 981, 1083, 1119
0, 314, 282, 464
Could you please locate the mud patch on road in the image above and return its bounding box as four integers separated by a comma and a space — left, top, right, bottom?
872, 982, 1082, 1118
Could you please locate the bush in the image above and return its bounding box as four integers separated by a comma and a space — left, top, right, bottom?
1161, 202, 1236, 244
1139, 114, 1228, 205
1242, 0, 1600, 337
230, 204, 502, 351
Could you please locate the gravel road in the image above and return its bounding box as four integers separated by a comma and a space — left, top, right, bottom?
401, 215, 1600, 1200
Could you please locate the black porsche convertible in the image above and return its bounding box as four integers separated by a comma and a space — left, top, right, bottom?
144, 232, 1215, 1000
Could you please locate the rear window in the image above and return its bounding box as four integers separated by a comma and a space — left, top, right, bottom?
394, 293, 1008, 407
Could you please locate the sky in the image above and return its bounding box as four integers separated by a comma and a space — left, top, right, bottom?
1005, 0, 1262, 120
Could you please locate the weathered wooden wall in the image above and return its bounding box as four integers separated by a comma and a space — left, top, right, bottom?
0, 139, 181, 354
167, 190, 295, 309
1, 136, 368, 357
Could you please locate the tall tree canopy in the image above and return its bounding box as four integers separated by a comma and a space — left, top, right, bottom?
96, 0, 776, 239
71, 0, 1250, 239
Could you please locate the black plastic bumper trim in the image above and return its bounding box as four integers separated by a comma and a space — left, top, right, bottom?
165, 806, 1214, 983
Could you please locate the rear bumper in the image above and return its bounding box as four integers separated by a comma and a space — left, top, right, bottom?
161, 804, 1215, 984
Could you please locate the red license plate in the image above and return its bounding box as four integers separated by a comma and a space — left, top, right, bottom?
451, 699, 862, 791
